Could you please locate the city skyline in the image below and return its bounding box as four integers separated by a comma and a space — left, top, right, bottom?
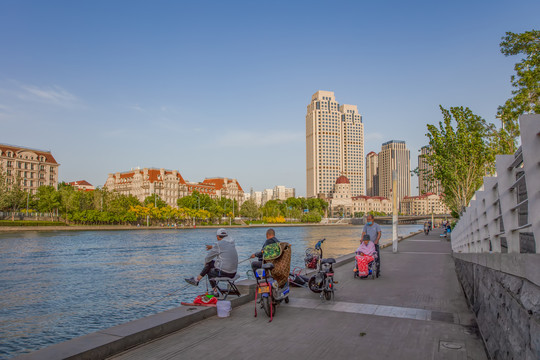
1, 1, 538, 196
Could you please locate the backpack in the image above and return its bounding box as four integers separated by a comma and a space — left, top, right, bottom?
262, 242, 282, 260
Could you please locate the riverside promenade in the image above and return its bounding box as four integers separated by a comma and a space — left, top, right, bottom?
107, 228, 487, 360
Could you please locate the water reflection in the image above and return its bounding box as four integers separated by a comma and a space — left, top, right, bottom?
0, 225, 420, 359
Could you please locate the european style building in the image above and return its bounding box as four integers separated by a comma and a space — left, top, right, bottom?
328, 175, 392, 217
104, 168, 244, 207
0, 143, 59, 193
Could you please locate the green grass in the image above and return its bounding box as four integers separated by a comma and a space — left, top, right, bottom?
0, 220, 67, 227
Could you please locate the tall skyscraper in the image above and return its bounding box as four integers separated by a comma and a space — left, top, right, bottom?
378, 140, 410, 206
418, 145, 442, 195
306, 90, 365, 198
365, 151, 379, 196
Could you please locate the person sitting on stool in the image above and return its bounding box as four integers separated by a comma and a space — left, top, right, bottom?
185, 228, 238, 294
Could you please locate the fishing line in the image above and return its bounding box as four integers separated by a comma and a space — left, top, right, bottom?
126, 282, 193, 309
238, 257, 252, 264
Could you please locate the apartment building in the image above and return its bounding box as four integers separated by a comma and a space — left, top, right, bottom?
0, 143, 59, 193
67, 180, 95, 191
273, 185, 295, 201
328, 175, 392, 217
306, 90, 365, 198
401, 193, 450, 215
378, 140, 410, 207
104, 168, 243, 207
418, 145, 442, 195
366, 151, 379, 196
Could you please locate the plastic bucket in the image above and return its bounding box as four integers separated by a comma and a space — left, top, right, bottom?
217, 300, 232, 318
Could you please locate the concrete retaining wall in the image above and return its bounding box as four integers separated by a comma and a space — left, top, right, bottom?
453, 253, 540, 359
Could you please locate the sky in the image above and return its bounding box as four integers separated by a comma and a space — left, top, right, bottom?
0, 0, 538, 197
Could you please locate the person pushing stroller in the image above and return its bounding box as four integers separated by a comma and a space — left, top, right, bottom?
354, 234, 378, 278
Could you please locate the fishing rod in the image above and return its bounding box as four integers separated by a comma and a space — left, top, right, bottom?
138, 283, 192, 308
238, 257, 252, 264
136, 255, 284, 308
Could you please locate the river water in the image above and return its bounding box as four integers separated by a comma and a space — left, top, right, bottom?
0, 224, 420, 358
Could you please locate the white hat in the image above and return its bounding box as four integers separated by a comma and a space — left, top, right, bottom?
217, 228, 228, 237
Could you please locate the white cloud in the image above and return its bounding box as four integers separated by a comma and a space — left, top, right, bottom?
128, 104, 145, 112
17, 84, 80, 107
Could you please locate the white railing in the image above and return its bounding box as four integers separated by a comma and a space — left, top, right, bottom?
452, 114, 539, 254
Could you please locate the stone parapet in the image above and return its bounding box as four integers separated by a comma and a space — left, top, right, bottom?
454, 254, 540, 359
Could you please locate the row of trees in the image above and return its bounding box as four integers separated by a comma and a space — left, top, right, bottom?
422, 30, 539, 218
0, 176, 329, 224
353, 211, 387, 218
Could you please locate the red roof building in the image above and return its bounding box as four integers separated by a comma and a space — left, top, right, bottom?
0, 143, 60, 193
335, 175, 350, 184
104, 169, 244, 207
67, 180, 95, 191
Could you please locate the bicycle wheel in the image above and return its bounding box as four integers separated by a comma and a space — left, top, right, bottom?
308, 275, 322, 293
324, 278, 333, 300
261, 296, 272, 317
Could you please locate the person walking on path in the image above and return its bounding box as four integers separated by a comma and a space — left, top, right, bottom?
185, 228, 238, 293
361, 214, 382, 276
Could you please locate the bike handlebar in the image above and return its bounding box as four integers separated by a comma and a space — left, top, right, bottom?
315, 238, 326, 250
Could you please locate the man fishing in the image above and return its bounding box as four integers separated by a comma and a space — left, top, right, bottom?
250, 228, 279, 274
185, 228, 238, 293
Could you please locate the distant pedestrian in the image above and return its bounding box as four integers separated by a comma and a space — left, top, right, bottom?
424, 221, 430, 235
361, 214, 382, 276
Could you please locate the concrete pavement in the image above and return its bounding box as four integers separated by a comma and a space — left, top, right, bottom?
110, 229, 487, 360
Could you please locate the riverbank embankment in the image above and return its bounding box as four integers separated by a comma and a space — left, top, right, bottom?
13, 230, 439, 360
0, 222, 354, 232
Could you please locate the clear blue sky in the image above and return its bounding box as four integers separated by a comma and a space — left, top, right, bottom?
1, 0, 538, 196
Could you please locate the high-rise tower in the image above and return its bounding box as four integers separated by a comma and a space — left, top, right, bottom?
366, 151, 379, 196
418, 145, 442, 195
306, 91, 365, 198
378, 140, 410, 207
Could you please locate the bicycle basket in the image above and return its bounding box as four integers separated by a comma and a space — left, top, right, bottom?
304, 248, 319, 269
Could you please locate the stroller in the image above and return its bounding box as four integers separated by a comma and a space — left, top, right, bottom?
353, 252, 378, 280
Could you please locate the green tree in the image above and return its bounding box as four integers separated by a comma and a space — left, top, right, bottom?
260, 200, 281, 217
425, 106, 495, 216
2, 178, 27, 219
497, 30, 540, 143
36, 185, 61, 220
144, 194, 167, 208
0, 167, 8, 211
301, 209, 322, 223
240, 198, 259, 220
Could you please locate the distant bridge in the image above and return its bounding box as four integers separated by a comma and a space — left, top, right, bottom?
374, 214, 453, 224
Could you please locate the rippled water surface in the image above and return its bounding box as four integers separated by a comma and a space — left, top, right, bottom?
0, 225, 420, 359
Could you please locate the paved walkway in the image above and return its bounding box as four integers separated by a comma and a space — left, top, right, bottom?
110, 229, 487, 360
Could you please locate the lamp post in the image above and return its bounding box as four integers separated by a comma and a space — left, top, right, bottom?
25, 177, 29, 216
392, 170, 398, 253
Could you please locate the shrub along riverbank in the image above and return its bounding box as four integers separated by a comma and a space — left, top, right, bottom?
0, 182, 329, 226
0, 220, 67, 227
